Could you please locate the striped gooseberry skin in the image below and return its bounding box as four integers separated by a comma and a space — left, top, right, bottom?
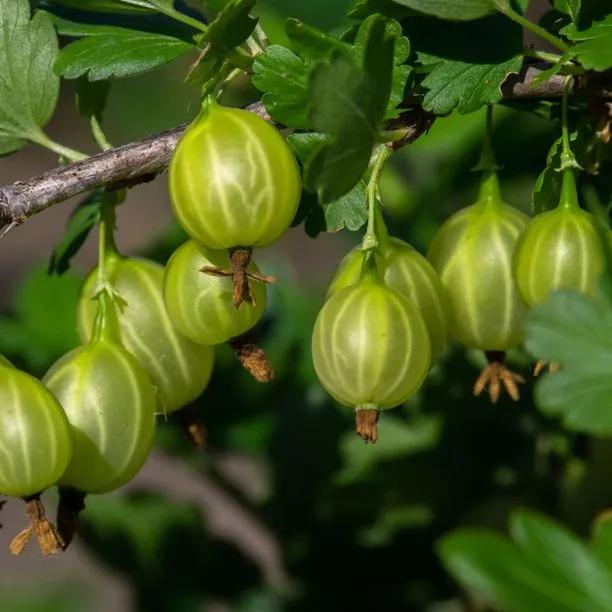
513, 172, 606, 306
327, 239, 448, 361
164, 240, 266, 346
312, 280, 431, 410
43, 339, 156, 494
0, 359, 72, 498
169, 99, 301, 250
428, 175, 529, 351
78, 255, 215, 414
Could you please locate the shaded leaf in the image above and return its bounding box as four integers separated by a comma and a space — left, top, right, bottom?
76, 78, 111, 120
0, 266, 81, 373
439, 511, 612, 612
306, 16, 397, 202
390, 0, 499, 21
525, 289, 612, 435
201, 0, 256, 52
48, 191, 105, 275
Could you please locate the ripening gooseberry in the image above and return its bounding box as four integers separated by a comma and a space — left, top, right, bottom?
328, 207, 448, 361
163, 240, 266, 346
428, 172, 529, 352
169, 97, 301, 250
44, 294, 156, 494
312, 254, 431, 443
513, 170, 606, 305
78, 254, 214, 414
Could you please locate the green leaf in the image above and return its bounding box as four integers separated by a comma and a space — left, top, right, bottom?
306, 16, 397, 203
48, 191, 105, 276
525, 289, 612, 435
0, 266, 81, 373
532, 135, 565, 214
252, 45, 311, 129
349, 16, 411, 120
390, 0, 499, 21
45, 0, 154, 13
439, 531, 582, 612
285, 18, 348, 60
510, 510, 612, 609
289, 133, 370, 234
405, 15, 523, 114
555, 0, 581, 23
422, 55, 522, 114
323, 181, 369, 232
562, 14, 612, 71
592, 515, 612, 575
305, 53, 376, 203
0, 1, 59, 154
201, 0, 257, 53
55, 26, 194, 80
439, 512, 612, 612
349, 0, 415, 20
76, 78, 110, 120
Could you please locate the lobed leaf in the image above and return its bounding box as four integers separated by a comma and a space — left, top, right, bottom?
252, 45, 311, 129
439, 510, 612, 612
525, 288, 612, 435
562, 14, 612, 71
0, 0, 60, 154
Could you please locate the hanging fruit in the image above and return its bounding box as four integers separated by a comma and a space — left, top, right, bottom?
313, 252, 431, 443
78, 254, 215, 414
428, 107, 528, 402
328, 206, 448, 362
0, 357, 73, 556
169, 97, 301, 307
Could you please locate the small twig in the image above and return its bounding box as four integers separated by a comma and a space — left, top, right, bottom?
0, 67, 603, 233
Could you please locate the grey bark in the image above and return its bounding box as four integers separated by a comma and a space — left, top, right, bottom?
0, 71, 601, 231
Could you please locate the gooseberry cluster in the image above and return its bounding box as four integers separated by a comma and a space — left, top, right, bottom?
0, 97, 301, 556
0, 95, 606, 556
312, 105, 607, 442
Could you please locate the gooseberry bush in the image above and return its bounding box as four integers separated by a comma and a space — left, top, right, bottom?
0, 0, 611, 609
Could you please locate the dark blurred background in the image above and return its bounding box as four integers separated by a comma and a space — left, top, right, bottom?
2, 1, 612, 611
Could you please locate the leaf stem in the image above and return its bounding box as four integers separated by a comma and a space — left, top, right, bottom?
91, 116, 113, 152
362, 145, 393, 252
495, 2, 569, 53
523, 49, 563, 64
96, 194, 117, 291
560, 75, 579, 170
30, 133, 87, 163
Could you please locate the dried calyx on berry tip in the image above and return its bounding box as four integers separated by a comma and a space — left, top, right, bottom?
176, 405, 207, 449
229, 337, 274, 383
473, 351, 525, 404
355, 405, 380, 444
10, 495, 64, 556
56, 488, 87, 550
200, 249, 276, 310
